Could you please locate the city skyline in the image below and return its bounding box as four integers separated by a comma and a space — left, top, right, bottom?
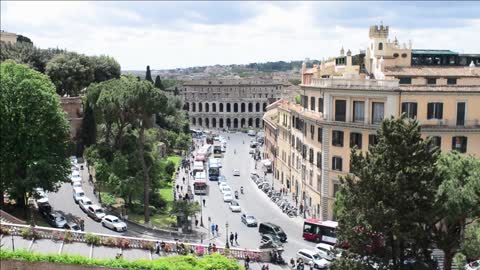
1, 1, 480, 70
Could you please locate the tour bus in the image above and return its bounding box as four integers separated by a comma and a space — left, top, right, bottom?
193, 161, 205, 174
208, 158, 221, 181
303, 219, 338, 245
193, 171, 208, 195
197, 144, 212, 158
213, 142, 222, 158
195, 153, 206, 162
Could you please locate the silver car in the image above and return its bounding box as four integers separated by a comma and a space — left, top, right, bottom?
241, 213, 258, 227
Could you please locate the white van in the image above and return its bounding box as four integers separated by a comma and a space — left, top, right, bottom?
195, 171, 207, 182
72, 187, 86, 203
193, 161, 204, 173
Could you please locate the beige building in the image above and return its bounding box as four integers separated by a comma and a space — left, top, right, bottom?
0, 31, 18, 44
181, 80, 293, 129
264, 25, 480, 221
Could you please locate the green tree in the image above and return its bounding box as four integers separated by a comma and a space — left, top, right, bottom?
289, 78, 301, 85
463, 221, 480, 260
145, 65, 153, 83
46, 52, 94, 96
91, 55, 121, 82
432, 152, 480, 270
0, 60, 71, 208
172, 200, 201, 232
154, 75, 165, 90
335, 115, 440, 269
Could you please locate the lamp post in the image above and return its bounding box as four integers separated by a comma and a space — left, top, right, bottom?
225, 221, 230, 248
200, 197, 204, 227
28, 197, 35, 227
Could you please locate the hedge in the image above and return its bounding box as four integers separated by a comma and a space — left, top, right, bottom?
0, 249, 242, 270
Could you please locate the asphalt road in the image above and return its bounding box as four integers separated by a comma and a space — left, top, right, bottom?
195, 132, 317, 261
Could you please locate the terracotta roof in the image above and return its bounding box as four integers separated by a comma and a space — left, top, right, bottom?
384, 66, 480, 77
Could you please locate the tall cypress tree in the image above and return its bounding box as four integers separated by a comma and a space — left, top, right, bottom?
154, 75, 164, 90
145, 65, 153, 83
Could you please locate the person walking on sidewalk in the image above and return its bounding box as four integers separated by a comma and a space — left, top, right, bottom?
229, 232, 234, 246
203, 198, 206, 207
234, 232, 238, 245
211, 223, 215, 236
215, 224, 219, 236
155, 241, 160, 254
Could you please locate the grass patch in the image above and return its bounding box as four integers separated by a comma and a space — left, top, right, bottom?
167, 155, 181, 170
128, 212, 176, 228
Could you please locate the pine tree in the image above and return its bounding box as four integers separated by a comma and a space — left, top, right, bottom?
145, 65, 153, 83
154, 75, 165, 90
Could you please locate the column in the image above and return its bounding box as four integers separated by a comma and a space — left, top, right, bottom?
364, 98, 370, 124
346, 97, 352, 122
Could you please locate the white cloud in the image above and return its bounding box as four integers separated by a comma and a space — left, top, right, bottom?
1, 1, 479, 70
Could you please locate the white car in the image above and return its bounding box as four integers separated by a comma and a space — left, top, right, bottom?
223, 192, 233, 202
72, 187, 86, 203
296, 249, 330, 269
216, 158, 223, 168
71, 170, 80, 177
229, 200, 241, 212
219, 182, 229, 191
71, 174, 81, 182
315, 243, 336, 262
466, 260, 480, 270
86, 204, 106, 221
221, 186, 232, 194
233, 169, 240, 176
34, 188, 48, 203
102, 215, 127, 232
72, 180, 82, 189
79, 197, 93, 212
249, 149, 255, 154
70, 156, 78, 165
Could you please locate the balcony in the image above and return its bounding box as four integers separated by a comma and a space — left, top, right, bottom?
419, 119, 480, 129
307, 78, 399, 91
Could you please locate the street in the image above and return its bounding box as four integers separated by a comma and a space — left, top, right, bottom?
192, 132, 317, 261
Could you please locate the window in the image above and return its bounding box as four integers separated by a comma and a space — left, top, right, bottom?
317, 127, 323, 143
457, 102, 465, 126
318, 98, 324, 113
350, 132, 363, 149
430, 136, 441, 150
369, 134, 379, 146
378, 42, 383, 50
317, 174, 322, 192
302, 95, 308, 109
427, 102, 443, 119
332, 157, 343, 171
399, 77, 412, 84
401, 102, 418, 119
310, 97, 316, 111
353, 101, 365, 122
452, 136, 467, 153
310, 125, 315, 140
372, 102, 385, 124
447, 78, 457, 85
427, 78, 437, 85
335, 100, 346, 122
332, 130, 344, 147
333, 183, 340, 198
309, 148, 314, 163
316, 152, 322, 168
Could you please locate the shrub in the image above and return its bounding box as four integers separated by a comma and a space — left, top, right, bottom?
0, 225, 10, 235
453, 252, 467, 270
100, 193, 116, 207
117, 238, 130, 249
20, 227, 37, 240
149, 192, 167, 209
63, 231, 73, 243
101, 237, 116, 247
140, 240, 154, 251
85, 233, 100, 246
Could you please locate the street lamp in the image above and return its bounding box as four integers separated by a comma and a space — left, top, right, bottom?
225, 221, 230, 248
199, 197, 204, 227
28, 197, 35, 227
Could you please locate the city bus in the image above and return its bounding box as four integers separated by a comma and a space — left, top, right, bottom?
303, 219, 338, 245
208, 158, 221, 181
197, 144, 212, 158
193, 171, 208, 195
193, 161, 205, 174
213, 142, 222, 158
195, 153, 206, 162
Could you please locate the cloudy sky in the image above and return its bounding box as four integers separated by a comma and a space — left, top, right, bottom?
2, 1, 479, 70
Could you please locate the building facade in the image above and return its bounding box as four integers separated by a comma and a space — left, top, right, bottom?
0, 31, 17, 44
180, 80, 291, 129
264, 25, 480, 221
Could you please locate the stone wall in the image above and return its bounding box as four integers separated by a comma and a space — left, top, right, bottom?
59, 96, 83, 141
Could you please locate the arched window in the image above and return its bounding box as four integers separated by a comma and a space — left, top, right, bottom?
241, 103, 246, 113
263, 103, 267, 112
227, 103, 231, 112
256, 103, 260, 112
199, 103, 203, 112
205, 103, 209, 112
212, 103, 216, 112
310, 97, 316, 111
192, 117, 196, 125
192, 103, 196, 112
234, 103, 239, 113
248, 103, 253, 112
219, 103, 224, 112
378, 42, 383, 50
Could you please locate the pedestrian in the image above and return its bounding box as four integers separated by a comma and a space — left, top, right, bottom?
215, 224, 219, 235
183, 177, 186, 184
203, 198, 206, 207
234, 232, 238, 245
211, 223, 215, 236
195, 218, 199, 227
180, 186, 183, 192
264, 171, 267, 177
80, 219, 85, 231
176, 184, 179, 190
229, 232, 234, 246
155, 241, 160, 254
300, 204, 304, 214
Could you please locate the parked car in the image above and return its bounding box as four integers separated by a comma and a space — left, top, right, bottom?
315, 243, 336, 262
218, 175, 227, 185
233, 169, 240, 176
466, 260, 480, 270
229, 200, 241, 212
72, 187, 86, 203
78, 197, 93, 212
37, 201, 52, 217
86, 205, 106, 221
71, 174, 81, 182
259, 222, 287, 242
219, 182, 229, 190
221, 185, 232, 194
72, 180, 82, 189
223, 192, 233, 202
102, 215, 127, 232
64, 222, 82, 231
248, 130, 257, 136
241, 213, 258, 227
46, 211, 67, 228
260, 234, 282, 249
296, 249, 330, 269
